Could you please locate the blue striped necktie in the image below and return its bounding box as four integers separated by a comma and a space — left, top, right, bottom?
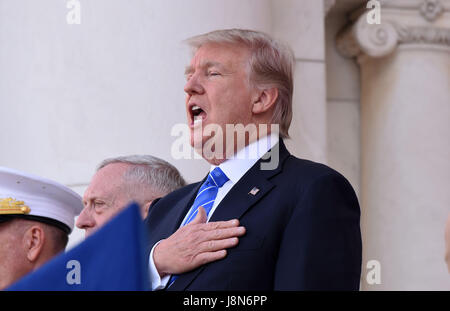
181, 167, 229, 226
168, 167, 229, 286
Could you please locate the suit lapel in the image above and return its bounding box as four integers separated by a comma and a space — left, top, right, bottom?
211, 139, 290, 222
210, 171, 275, 222
170, 140, 290, 291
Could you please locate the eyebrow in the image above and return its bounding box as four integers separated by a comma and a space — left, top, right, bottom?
184, 61, 225, 76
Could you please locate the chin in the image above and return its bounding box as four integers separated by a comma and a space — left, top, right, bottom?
191, 132, 222, 159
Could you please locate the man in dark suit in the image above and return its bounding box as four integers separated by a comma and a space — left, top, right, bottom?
146, 29, 362, 290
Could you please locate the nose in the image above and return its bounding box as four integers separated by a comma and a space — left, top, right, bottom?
75, 206, 96, 231
184, 73, 204, 96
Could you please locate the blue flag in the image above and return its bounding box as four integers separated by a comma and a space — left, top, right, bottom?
7, 203, 150, 291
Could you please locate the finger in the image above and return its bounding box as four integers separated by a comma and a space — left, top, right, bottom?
199, 237, 239, 252
197, 226, 246, 243
191, 206, 207, 225
202, 219, 240, 231
194, 250, 228, 266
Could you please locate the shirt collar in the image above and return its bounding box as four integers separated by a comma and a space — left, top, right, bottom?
210, 132, 280, 185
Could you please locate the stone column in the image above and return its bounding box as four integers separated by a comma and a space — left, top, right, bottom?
337, 0, 450, 290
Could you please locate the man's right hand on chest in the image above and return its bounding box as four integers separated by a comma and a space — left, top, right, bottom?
152, 206, 246, 278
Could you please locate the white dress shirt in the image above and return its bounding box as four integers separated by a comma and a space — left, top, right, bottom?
149, 133, 279, 290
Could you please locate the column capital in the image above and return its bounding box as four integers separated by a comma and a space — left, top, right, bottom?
336, 0, 450, 59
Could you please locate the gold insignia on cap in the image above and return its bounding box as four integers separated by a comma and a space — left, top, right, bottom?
0, 198, 31, 215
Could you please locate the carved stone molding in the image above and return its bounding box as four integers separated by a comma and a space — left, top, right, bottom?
420, 0, 444, 22
336, 11, 450, 59
396, 24, 450, 45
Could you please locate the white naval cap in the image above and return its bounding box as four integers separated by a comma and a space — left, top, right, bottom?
0, 167, 83, 234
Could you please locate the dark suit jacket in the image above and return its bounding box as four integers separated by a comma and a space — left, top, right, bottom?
145, 140, 362, 290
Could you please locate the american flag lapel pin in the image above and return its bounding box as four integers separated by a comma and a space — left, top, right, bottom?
249, 187, 260, 196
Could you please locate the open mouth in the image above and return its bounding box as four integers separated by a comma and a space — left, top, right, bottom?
190, 104, 207, 126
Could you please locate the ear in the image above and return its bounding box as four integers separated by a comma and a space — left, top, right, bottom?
23, 225, 45, 263
251, 87, 279, 115
142, 200, 153, 219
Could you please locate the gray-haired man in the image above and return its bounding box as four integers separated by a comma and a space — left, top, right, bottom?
76, 155, 186, 237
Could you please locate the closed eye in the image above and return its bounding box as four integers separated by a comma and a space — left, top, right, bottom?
93, 201, 106, 210
208, 71, 221, 77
